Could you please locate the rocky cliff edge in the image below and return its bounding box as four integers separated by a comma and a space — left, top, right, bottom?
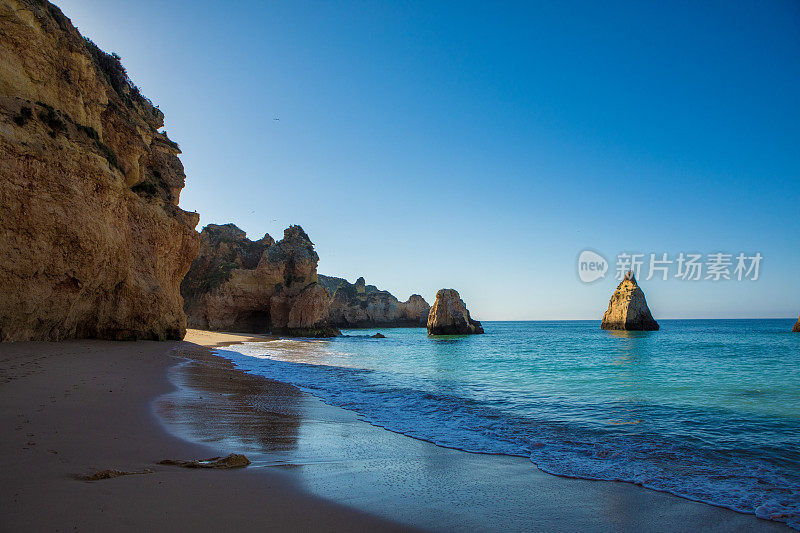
0, 0, 200, 341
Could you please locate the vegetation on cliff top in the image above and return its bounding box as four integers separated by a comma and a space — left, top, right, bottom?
82, 36, 163, 125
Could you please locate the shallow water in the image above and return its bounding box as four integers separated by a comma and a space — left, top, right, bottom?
218, 319, 800, 529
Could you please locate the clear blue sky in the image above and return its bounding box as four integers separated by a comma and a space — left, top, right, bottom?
57, 0, 799, 320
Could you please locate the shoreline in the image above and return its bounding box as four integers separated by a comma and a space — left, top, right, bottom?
0, 334, 414, 532
169, 331, 791, 531
0, 330, 792, 532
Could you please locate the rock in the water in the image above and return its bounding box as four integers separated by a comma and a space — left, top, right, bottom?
793, 316, 800, 332
181, 224, 339, 337
427, 289, 484, 335
320, 275, 430, 328
158, 454, 250, 469
0, 1, 200, 341
601, 272, 659, 331
371, 333, 386, 338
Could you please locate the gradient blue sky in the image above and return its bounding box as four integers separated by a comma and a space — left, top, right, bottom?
57, 0, 800, 319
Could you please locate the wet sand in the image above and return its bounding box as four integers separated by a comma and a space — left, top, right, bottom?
0, 330, 791, 532
0, 335, 413, 532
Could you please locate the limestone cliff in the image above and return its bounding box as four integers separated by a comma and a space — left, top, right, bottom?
0, 0, 200, 341
601, 272, 659, 331
427, 289, 484, 335
793, 316, 799, 333
181, 224, 339, 337
320, 275, 430, 328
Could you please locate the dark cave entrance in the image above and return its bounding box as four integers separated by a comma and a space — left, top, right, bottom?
235, 310, 270, 333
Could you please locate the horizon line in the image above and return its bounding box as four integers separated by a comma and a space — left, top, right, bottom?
457, 317, 799, 322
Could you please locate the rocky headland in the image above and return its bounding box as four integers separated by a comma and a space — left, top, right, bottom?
793, 316, 799, 332
426, 289, 484, 335
601, 272, 659, 331
181, 224, 339, 337
320, 275, 430, 328
0, 0, 200, 341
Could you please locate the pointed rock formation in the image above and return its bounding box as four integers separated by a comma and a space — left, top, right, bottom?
181, 224, 339, 337
793, 316, 800, 332
601, 272, 659, 331
427, 289, 484, 335
354, 276, 367, 294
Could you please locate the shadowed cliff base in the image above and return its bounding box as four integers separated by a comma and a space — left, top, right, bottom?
793, 316, 799, 332
601, 272, 659, 331
0, 0, 199, 341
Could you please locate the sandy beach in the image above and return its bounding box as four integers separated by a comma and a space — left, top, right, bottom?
0, 331, 791, 532
0, 333, 413, 532
2, 1, 797, 531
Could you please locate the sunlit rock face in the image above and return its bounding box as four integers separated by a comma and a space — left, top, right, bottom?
426, 289, 484, 335
403, 294, 431, 324
181, 224, 339, 337
793, 316, 800, 333
601, 272, 659, 331
319, 275, 430, 328
0, 0, 200, 341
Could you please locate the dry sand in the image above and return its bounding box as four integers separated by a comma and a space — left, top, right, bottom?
0, 330, 791, 532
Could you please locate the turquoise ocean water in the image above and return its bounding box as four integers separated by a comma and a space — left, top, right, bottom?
219, 320, 800, 528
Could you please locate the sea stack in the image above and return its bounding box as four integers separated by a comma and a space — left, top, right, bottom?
793, 316, 800, 332
601, 272, 659, 331
427, 289, 484, 335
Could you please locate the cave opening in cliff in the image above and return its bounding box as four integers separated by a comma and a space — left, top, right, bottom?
235, 311, 270, 333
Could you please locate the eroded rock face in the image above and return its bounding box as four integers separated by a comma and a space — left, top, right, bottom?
0, 0, 200, 341
181, 224, 339, 337
320, 275, 430, 328
404, 294, 431, 323
180, 224, 273, 321
601, 272, 659, 331
793, 316, 799, 333
285, 284, 335, 336
426, 289, 484, 335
